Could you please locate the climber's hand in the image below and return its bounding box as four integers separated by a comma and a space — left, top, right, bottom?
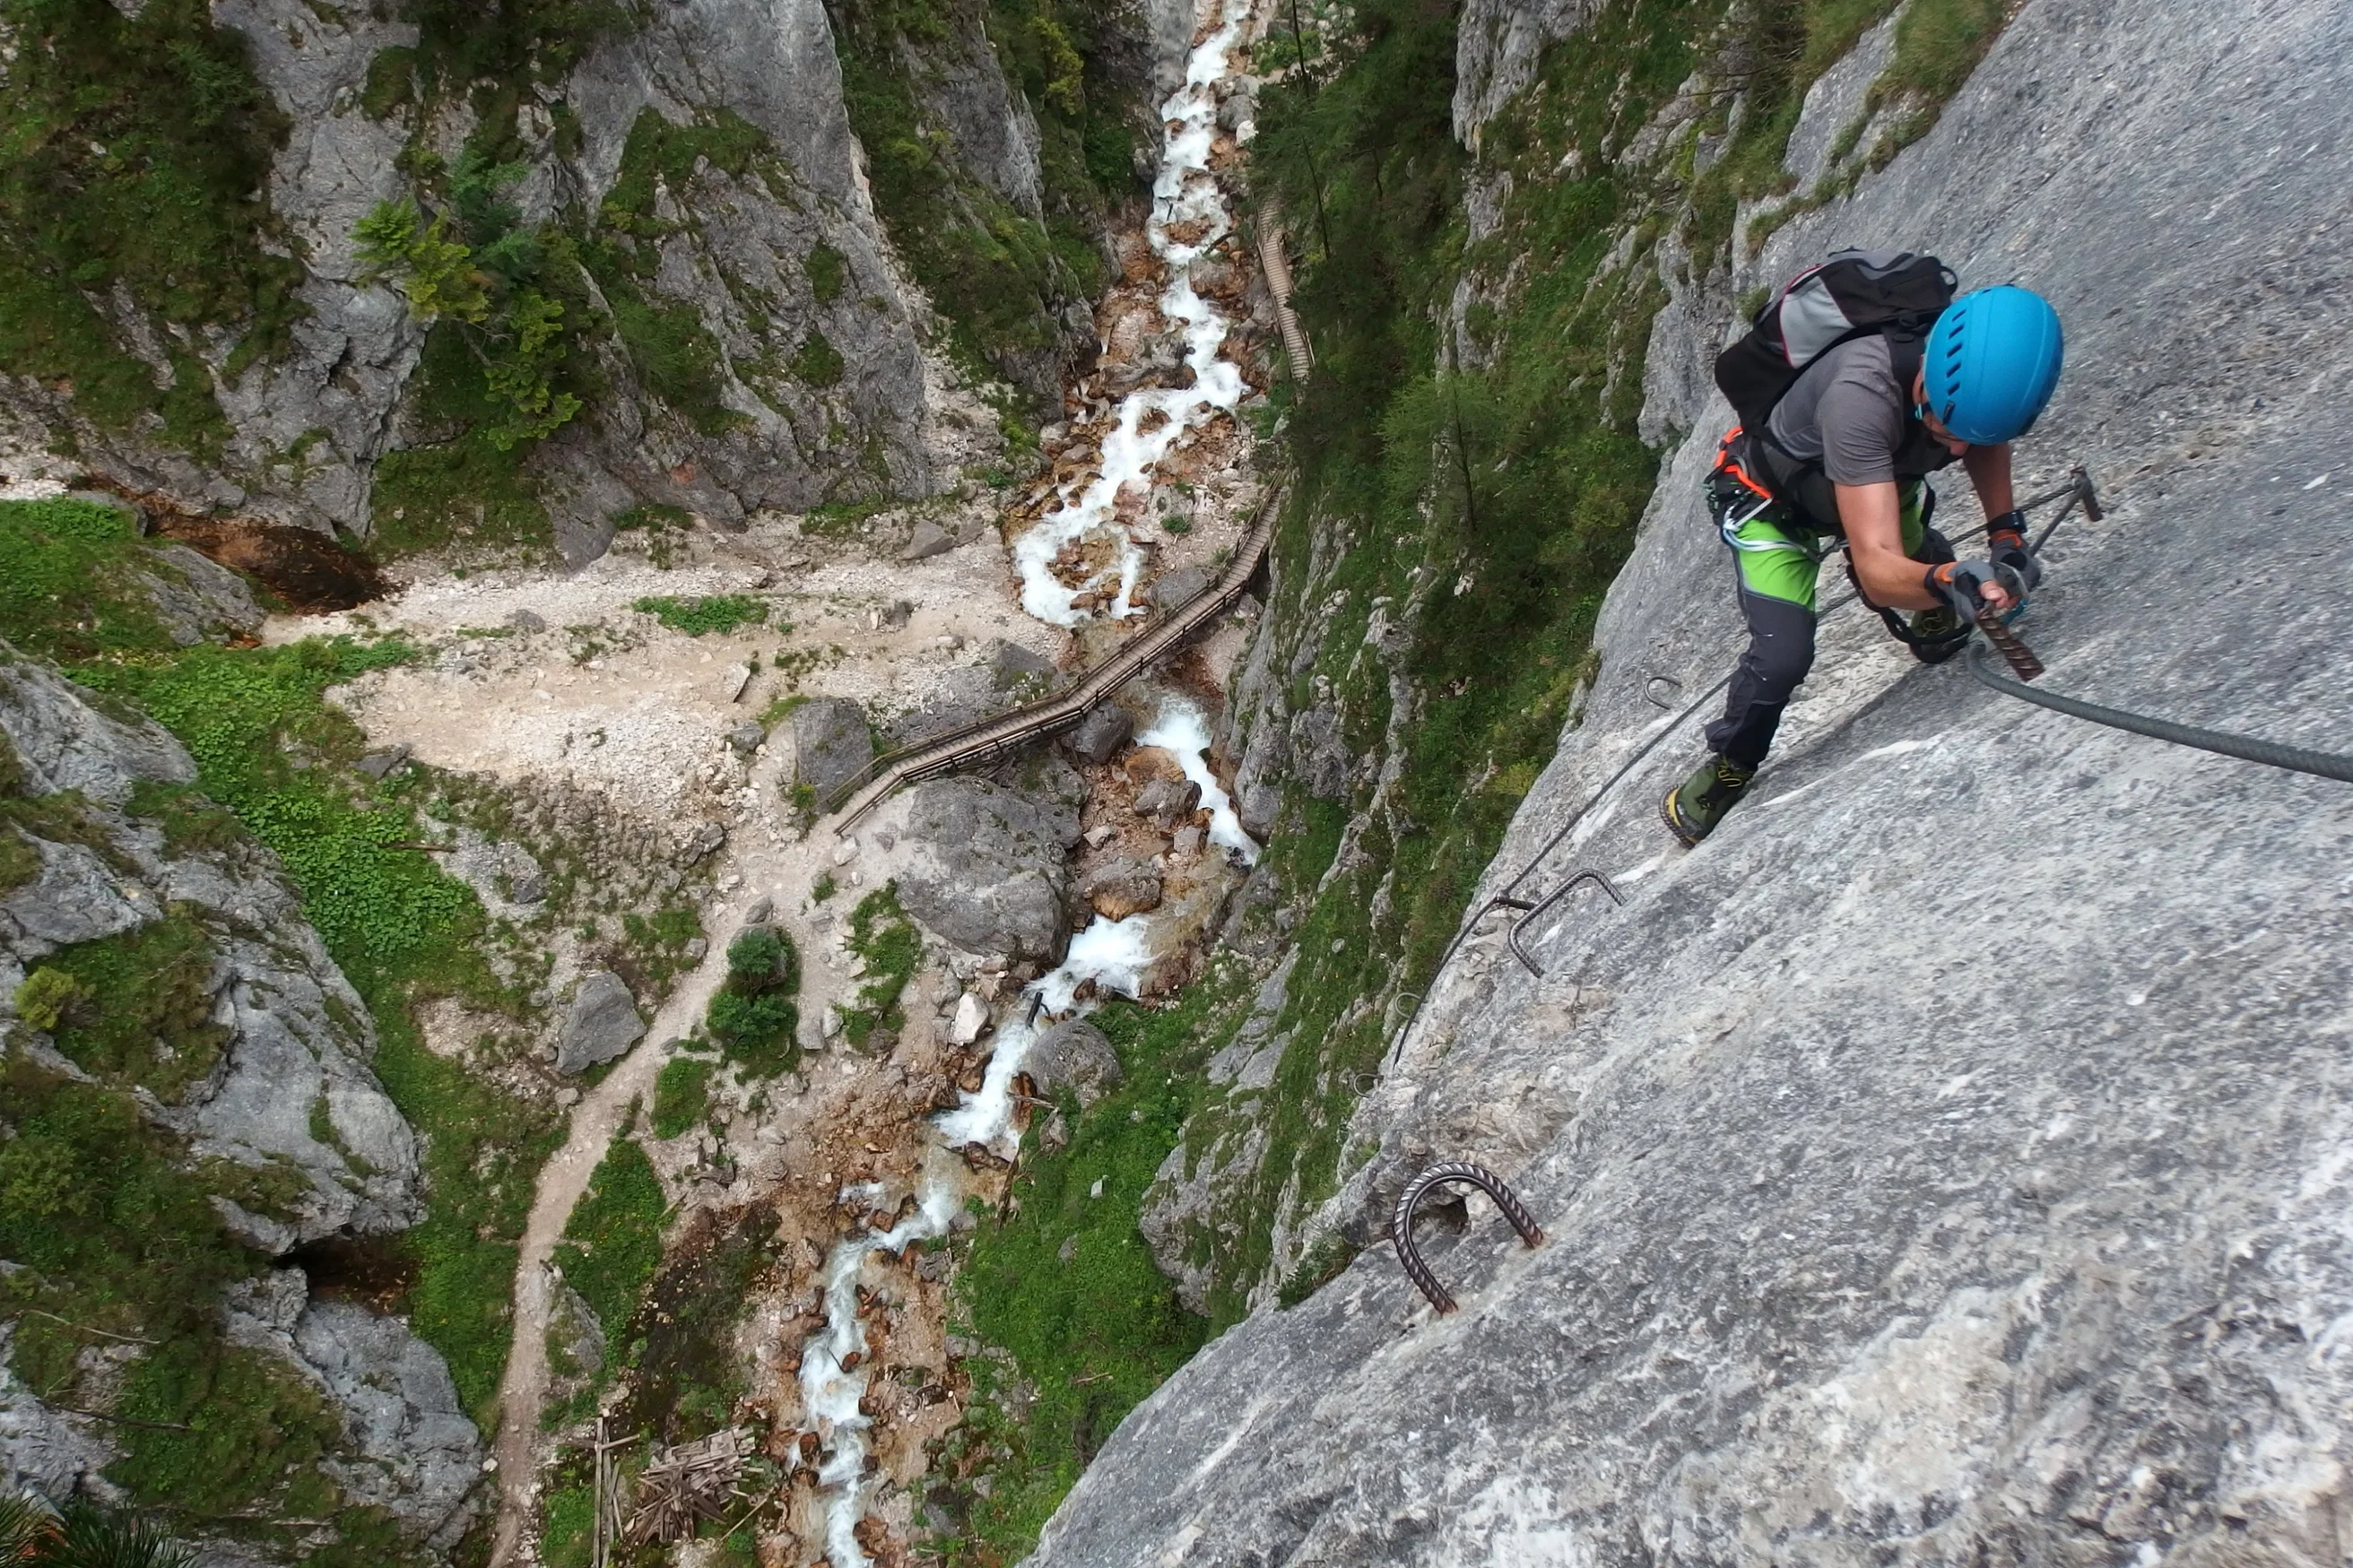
1985, 509, 2042, 591
1927, 559, 2024, 617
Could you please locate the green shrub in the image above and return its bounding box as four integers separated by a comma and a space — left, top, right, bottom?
631, 594, 768, 637
724, 926, 795, 990
838, 885, 919, 1046
12, 967, 89, 1033
805, 242, 847, 304
41, 911, 230, 1102
650, 1056, 713, 1139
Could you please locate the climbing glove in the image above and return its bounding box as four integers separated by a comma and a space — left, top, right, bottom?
1984, 509, 2042, 590
1926, 559, 2027, 618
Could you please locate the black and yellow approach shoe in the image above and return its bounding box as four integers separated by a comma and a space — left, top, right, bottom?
1662, 755, 1756, 846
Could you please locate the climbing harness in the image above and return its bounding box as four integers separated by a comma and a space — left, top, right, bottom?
1390, 1161, 1544, 1314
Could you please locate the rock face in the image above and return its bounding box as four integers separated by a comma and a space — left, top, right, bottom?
1064, 703, 1134, 765
555, 970, 647, 1074
882, 776, 1081, 964
222, 1270, 483, 1546
791, 697, 875, 801
1029, 0, 2353, 1563
1080, 856, 1163, 920
0, 655, 421, 1247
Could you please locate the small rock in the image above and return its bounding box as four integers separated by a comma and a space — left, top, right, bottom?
353, 744, 412, 782
727, 722, 764, 754
744, 897, 774, 925
878, 600, 914, 629
821, 1006, 843, 1039
722, 664, 753, 703
683, 937, 708, 961
901, 520, 955, 561
988, 639, 1055, 692
1057, 1234, 1079, 1263
554, 1087, 581, 1108
509, 609, 547, 633
1081, 856, 1162, 921
1172, 825, 1205, 857
556, 972, 647, 1074
1133, 778, 1203, 823
832, 838, 860, 867
1084, 824, 1117, 849
677, 821, 726, 863
1064, 704, 1133, 765
949, 992, 990, 1047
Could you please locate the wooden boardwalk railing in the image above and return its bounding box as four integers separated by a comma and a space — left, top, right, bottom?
825, 487, 1281, 833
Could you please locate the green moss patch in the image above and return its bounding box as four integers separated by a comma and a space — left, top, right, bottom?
650, 1055, 714, 1139
838, 884, 917, 1047
0, 498, 184, 663
41, 908, 230, 1103
630, 593, 768, 637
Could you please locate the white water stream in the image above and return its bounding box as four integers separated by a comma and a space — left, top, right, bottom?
1010, 12, 1254, 628
797, 12, 1263, 1555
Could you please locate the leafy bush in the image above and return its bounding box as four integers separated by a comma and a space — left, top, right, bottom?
631, 594, 768, 637
12, 967, 88, 1033
703, 923, 800, 1075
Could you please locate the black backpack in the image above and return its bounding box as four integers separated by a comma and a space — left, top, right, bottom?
1714, 249, 1958, 436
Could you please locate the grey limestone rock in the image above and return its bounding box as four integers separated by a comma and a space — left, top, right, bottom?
556, 971, 646, 1074
887, 776, 1081, 964
135, 544, 265, 647
1030, 0, 2353, 1563
223, 1270, 483, 1546
0, 652, 422, 1247
1149, 564, 1211, 611
1063, 703, 1133, 765
1026, 1019, 1122, 1111
792, 698, 875, 801
727, 721, 766, 754
1132, 776, 1201, 823
1078, 856, 1162, 921
1286, 704, 1350, 801
987, 637, 1055, 691
901, 519, 956, 561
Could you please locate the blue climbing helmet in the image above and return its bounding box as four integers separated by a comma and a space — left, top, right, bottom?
1920, 285, 2064, 446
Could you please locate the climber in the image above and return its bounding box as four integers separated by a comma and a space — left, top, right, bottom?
1663, 262, 2065, 846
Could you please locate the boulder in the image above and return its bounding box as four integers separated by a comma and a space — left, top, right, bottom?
792, 698, 874, 801
509, 609, 548, 633
1064, 704, 1134, 765
1026, 1019, 1122, 1110
1080, 856, 1163, 920
1150, 564, 1213, 611
890, 777, 1081, 964
138, 542, 265, 646
948, 992, 989, 1046
727, 721, 765, 754
988, 638, 1056, 691
555, 971, 645, 1074
1133, 777, 1202, 823
900, 519, 955, 561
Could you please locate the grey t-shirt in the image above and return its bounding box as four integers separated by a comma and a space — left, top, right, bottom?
1766, 334, 1954, 486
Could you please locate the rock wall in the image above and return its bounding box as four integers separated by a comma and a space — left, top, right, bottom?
1027, 0, 2353, 1561
0, 653, 483, 1544
0, 0, 1145, 556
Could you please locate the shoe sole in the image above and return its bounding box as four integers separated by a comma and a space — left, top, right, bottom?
1661, 785, 1704, 847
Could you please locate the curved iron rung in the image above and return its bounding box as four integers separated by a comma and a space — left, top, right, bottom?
1505, 870, 1625, 977
1644, 673, 1684, 710
1391, 1160, 1544, 1314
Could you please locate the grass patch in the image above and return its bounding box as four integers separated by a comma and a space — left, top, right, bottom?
555, 1134, 669, 1339
631, 594, 768, 637
0, 498, 183, 663
611, 1206, 777, 1445
938, 978, 1243, 1560
40, 908, 231, 1103
650, 1055, 714, 1139
838, 885, 918, 1047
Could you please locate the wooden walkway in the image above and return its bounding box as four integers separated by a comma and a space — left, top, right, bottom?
821, 216, 1309, 833
825, 488, 1281, 832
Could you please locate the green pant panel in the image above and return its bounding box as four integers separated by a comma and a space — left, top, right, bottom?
1728, 482, 1928, 610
